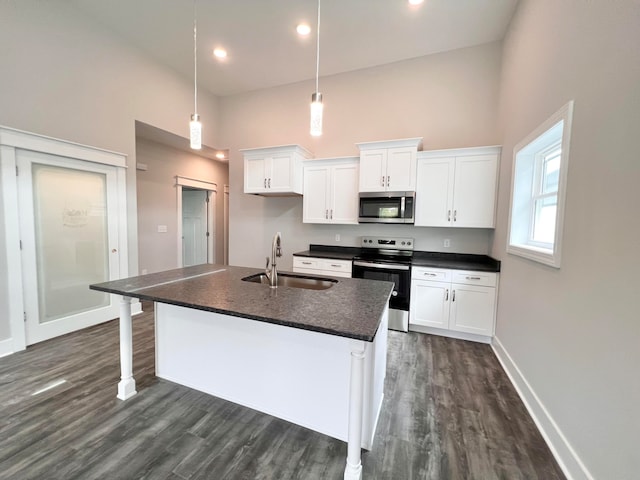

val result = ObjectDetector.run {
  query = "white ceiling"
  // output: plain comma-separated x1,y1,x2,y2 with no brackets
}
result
68,0,519,97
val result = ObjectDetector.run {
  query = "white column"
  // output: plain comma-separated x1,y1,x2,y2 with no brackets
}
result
117,295,137,400
344,340,366,480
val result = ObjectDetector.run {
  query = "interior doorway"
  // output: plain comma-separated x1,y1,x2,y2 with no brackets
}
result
176,176,216,267
182,188,209,266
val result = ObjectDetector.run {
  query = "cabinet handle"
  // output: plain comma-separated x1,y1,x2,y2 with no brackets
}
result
453,210,457,222
452,290,456,302
268,178,271,188
330,264,341,268
387,175,390,187
330,209,333,219
445,289,449,301
466,276,481,280
325,209,328,219
381,176,385,187
302,261,312,265
264,178,267,188
424,273,437,277
447,210,451,222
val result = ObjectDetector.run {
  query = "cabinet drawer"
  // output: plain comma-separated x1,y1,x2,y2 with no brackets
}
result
411,267,451,282
293,257,321,269
320,259,352,275
451,270,497,287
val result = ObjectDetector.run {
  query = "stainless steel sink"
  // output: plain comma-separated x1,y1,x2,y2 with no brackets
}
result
242,273,337,290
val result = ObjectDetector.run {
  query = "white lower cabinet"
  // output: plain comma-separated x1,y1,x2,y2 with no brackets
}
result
410,267,498,341
292,256,352,278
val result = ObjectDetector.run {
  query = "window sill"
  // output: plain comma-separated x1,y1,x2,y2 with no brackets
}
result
507,243,560,268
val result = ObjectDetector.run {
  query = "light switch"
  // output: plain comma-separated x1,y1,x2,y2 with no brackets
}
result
157,225,168,233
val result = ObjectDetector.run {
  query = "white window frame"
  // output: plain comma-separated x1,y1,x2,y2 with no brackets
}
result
507,101,573,268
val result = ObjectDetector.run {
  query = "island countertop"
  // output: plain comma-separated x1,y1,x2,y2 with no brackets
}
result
90,264,393,342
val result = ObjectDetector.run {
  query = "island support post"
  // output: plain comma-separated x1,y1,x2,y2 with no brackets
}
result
344,340,366,480
117,296,137,400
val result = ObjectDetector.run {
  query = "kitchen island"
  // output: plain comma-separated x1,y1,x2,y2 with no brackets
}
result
90,264,393,480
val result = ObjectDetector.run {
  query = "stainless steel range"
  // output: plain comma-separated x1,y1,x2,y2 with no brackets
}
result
351,236,413,332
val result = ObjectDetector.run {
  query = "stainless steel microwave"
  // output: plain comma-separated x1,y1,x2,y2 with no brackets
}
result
358,192,415,224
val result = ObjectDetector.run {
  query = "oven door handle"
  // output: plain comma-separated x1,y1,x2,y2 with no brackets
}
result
353,261,410,271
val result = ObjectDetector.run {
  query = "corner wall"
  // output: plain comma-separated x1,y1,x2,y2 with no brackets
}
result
493,1,640,478
136,138,229,273
220,42,503,269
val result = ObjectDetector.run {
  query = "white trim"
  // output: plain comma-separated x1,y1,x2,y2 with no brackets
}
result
506,101,574,268
409,323,493,344
176,176,217,267
492,336,594,480
356,137,423,151
0,338,14,358
417,145,502,159
0,145,27,352
0,125,127,168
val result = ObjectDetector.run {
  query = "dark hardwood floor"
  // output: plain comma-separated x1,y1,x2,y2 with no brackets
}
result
0,304,565,479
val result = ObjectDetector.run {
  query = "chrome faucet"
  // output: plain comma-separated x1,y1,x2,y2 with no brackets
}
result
265,231,282,288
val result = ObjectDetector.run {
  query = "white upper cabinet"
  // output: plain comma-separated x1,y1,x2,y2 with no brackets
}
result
303,157,359,224
356,138,422,192
241,145,313,196
415,146,500,228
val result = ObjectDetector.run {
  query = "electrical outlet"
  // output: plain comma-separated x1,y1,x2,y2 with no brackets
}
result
335,234,341,242
444,238,451,248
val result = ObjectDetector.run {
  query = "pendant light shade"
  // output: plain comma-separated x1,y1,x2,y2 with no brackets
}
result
190,113,202,150
310,92,323,137
190,1,202,150
310,0,323,136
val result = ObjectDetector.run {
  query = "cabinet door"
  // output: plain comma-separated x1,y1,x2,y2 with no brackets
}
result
268,153,294,191
244,157,267,193
359,149,387,192
410,280,450,329
386,147,416,191
330,163,359,224
449,284,495,336
303,166,330,223
414,157,455,227
452,154,498,228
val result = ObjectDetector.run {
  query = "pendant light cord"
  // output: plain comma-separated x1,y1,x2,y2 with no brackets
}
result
193,0,198,114
315,0,321,93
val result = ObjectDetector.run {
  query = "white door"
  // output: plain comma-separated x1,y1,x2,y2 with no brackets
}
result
331,163,359,224
386,147,416,191
359,149,386,192
415,157,455,227
303,166,330,223
452,154,498,228
17,150,121,345
410,280,451,329
182,189,208,266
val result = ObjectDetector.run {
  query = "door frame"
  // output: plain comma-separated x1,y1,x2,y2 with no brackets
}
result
0,126,129,353
175,176,216,267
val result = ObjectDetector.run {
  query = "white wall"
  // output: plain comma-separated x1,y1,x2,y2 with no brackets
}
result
136,138,229,273
221,43,503,269
0,1,219,342
0,186,8,342
493,1,640,478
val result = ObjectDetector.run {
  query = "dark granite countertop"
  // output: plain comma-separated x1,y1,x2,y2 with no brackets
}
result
293,245,500,272
90,264,393,342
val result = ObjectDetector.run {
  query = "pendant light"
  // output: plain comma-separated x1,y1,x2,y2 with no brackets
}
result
310,0,323,136
190,0,202,150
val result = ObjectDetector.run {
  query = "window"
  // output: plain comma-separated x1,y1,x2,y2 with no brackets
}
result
507,101,573,268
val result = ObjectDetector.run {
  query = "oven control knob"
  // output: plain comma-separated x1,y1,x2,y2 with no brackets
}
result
407,241,412,245
368,239,373,243
401,241,406,245
392,291,398,296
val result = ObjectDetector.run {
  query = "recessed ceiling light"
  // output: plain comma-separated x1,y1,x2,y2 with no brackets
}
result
296,23,311,36
213,48,227,59
215,152,226,159
408,0,424,5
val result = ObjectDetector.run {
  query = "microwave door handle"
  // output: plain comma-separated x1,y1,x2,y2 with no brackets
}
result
400,196,406,219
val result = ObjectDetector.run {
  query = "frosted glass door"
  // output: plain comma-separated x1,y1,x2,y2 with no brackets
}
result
18,150,120,345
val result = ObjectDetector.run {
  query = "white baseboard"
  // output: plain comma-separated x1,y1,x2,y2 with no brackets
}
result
491,336,594,480
0,338,13,358
409,323,492,344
